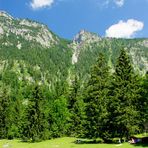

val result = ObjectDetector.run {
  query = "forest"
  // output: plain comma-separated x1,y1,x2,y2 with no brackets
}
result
0,49,148,143
0,12,148,144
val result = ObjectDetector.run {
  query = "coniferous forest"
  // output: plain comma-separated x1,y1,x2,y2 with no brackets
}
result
0,12,148,143
0,49,148,142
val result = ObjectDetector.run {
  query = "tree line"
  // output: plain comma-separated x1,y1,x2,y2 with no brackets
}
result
0,49,148,142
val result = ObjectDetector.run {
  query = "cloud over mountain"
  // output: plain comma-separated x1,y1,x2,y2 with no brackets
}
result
105,19,144,38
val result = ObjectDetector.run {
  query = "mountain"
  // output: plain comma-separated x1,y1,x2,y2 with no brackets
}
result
0,11,59,47
70,32,148,87
0,11,73,95
0,11,148,95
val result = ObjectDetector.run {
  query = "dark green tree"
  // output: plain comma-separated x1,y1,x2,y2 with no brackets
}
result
0,82,12,139
6,94,23,139
67,74,85,137
143,72,148,119
6,80,26,139
22,84,49,142
142,72,148,132
84,53,110,139
49,96,70,138
108,49,142,140
71,95,86,137
67,75,79,110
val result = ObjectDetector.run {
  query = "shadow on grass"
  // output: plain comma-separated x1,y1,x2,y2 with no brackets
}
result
73,139,105,145
133,143,148,147
20,138,43,143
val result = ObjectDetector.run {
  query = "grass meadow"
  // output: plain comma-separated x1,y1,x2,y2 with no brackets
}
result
0,137,147,148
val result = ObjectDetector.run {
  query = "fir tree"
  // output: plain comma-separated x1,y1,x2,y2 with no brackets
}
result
0,82,11,139
71,95,86,137
143,72,148,120
22,84,49,142
67,75,79,110
67,75,85,137
84,53,110,139
49,96,70,138
142,72,148,132
7,80,26,139
67,75,79,136
108,49,142,140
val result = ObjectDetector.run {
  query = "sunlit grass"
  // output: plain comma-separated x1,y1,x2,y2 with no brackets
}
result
0,137,146,148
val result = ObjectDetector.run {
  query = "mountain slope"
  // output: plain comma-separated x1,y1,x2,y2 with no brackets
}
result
0,11,148,95
71,30,148,79
0,11,73,95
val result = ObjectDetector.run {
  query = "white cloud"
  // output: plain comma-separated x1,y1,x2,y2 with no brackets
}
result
114,0,124,7
105,19,144,38
30,0,54,10
98,0,125,9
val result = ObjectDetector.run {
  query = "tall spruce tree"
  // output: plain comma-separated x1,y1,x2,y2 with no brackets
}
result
6,94,23,139
84,53,110,139
142,72,148,132
0,82,11,139
144,72,148,119
0,81,24,139
67,75,85,137
67,75,79,110
6,80,25,139
108,49,142,140
22,84,49,142
49,96,70,138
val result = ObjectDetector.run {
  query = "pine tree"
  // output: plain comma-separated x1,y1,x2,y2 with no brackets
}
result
0,80,25,139
22,84,49,142
7,80,26,139
108,49,142,140
49,96,70,138
67,75,79,136
67,75,85,137
71,95,86,137
142,72,148,132
143,72,148,120
84,53,110,139
6,95,23,139
0,82,11,139
67,75,79,110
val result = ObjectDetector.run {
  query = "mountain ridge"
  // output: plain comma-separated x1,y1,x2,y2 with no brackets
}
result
0,11,148,93
1,10,148,42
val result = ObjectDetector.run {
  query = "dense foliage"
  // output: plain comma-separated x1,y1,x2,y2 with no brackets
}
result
0,49,147,142
84,53,110,139
0,13,148,142
106,50,142,141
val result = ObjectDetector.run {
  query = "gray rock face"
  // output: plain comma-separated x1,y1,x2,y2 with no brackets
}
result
73,29,101,44
0,11,58,47
0,26,3,34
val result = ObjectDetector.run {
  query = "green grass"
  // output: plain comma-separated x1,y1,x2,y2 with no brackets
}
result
0,137,146,148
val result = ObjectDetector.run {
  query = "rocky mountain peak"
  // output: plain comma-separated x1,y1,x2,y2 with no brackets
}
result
0,10,13,20
73,29,101,44
0,11,58,47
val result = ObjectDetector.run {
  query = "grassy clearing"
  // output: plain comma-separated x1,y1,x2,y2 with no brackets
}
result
0,137,146,148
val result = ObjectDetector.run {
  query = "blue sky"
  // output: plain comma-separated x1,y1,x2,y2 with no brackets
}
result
0,0,148,39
